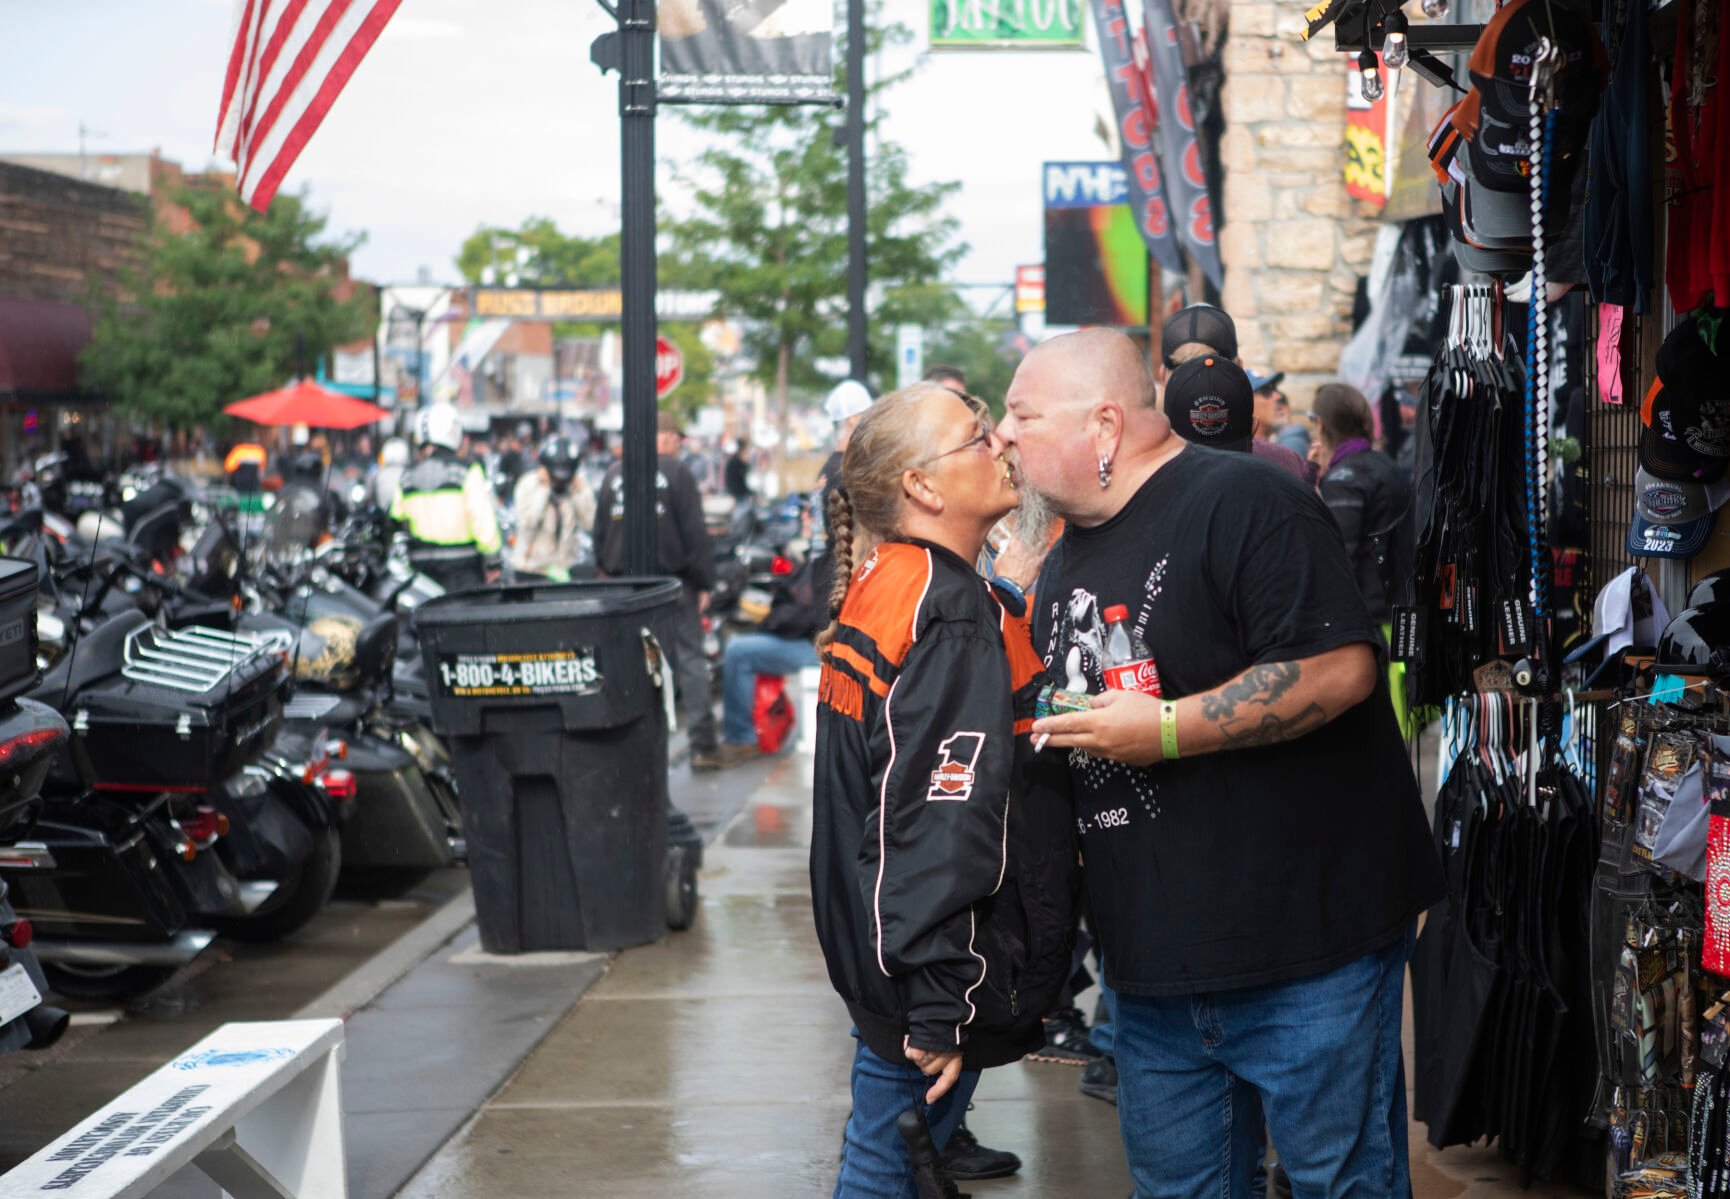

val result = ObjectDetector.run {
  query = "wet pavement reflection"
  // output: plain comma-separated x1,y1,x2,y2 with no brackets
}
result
401,741,1592,1198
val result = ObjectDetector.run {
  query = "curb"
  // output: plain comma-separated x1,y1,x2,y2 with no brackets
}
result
295,888,478,1021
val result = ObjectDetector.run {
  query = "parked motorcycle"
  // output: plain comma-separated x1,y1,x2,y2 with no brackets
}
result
0,557,70,1052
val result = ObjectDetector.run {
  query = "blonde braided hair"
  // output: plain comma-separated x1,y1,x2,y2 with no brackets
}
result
813,383,954,652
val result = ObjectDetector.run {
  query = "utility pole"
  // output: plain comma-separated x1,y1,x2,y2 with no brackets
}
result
845,0,867,383
595,0,660,576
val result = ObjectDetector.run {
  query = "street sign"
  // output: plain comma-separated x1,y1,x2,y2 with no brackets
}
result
896,325,925,389
655,336,684,398
930,0,1083,48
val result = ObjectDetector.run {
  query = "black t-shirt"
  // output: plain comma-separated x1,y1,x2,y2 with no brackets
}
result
1032,445,1443,996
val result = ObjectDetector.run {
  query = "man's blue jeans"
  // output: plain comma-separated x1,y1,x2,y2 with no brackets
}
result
721,632,818,746
834,1035,981,1199
1114,927,1414,1199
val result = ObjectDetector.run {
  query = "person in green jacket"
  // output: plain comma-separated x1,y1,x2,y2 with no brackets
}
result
392,403,501,592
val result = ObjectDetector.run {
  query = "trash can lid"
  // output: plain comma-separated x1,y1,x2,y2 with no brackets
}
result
414,577,685,627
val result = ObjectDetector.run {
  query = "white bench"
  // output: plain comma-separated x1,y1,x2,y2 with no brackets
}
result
0,1019,346,1199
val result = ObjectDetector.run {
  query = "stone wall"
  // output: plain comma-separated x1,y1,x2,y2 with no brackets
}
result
1216,0,1380,408
0,161,146,305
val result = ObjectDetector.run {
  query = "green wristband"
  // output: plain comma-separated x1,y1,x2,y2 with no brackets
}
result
1160,701,1180,761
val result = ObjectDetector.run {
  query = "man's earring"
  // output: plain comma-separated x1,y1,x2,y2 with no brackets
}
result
1098,456,1113,489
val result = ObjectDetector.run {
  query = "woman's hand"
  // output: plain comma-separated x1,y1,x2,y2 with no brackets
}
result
904,1044,964,1103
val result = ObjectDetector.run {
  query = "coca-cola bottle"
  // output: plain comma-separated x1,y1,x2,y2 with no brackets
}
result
1101,605,1163,696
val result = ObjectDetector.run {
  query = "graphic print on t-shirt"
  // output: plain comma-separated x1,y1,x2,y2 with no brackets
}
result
1040,557,1172,824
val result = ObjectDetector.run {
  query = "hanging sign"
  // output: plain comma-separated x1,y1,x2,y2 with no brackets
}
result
931,0,1084,48
1343,60,1395,207
658,0,836,105
1140,0,1223,284
1086,0,1185,275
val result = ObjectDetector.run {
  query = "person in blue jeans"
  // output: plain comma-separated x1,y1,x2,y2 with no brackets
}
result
810,386,1081,1199
1003,330,1443,1198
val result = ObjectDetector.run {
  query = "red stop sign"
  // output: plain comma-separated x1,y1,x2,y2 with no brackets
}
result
655,336,683,399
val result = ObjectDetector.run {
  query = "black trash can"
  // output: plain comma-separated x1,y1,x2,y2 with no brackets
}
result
415,578,681,953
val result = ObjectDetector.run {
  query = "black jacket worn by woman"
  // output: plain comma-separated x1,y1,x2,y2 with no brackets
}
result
1319,448,1415,626
811,539,1079,1069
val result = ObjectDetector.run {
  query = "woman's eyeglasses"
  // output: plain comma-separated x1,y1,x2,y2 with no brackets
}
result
922,392,995,465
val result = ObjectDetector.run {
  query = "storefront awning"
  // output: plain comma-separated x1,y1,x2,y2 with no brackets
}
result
0,298,94,400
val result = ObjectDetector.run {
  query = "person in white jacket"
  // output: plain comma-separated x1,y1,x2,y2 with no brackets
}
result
510,435,594,581
371,437,410,510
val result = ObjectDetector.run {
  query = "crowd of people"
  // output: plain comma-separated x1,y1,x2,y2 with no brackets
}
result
810,307,1441,1199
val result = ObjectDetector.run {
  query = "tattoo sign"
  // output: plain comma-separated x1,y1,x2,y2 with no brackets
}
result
928,732,986,801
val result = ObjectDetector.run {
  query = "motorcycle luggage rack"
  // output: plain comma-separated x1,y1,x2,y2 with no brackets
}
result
121,625,293,694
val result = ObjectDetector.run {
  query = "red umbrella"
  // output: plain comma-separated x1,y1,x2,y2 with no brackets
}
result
224,379,390,430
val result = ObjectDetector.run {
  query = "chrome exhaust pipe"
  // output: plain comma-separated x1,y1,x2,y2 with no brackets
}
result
23,1004,68,1050
31,931,215,968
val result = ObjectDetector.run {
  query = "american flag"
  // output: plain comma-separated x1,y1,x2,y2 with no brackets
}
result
213,0,404,212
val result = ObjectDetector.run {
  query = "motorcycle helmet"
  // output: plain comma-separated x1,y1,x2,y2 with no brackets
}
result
1656,603,1730,679
1689,569,1730,611
538,436,581,493
379,437,410,467
414,404,464,452
287,451,327,484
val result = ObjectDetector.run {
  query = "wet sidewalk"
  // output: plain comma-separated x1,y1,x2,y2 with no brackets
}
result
399,743,1591,1199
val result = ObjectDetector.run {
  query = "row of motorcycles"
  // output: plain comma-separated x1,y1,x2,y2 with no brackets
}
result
0,468,468,1065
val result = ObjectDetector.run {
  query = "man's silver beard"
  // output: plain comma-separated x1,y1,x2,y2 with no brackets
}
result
1012,482,1060,550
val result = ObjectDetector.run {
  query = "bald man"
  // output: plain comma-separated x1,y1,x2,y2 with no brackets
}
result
995,330,1442,1199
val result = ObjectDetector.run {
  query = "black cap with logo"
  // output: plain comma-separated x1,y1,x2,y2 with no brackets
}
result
1160,305,1238,369
1163,355,1255,452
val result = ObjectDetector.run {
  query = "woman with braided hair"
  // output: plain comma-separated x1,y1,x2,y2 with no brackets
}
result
810,383,1080,1198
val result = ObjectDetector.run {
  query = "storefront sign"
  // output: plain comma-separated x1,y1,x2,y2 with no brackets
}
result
469,288,718,323
1015,264,1046,313
931,0,1084,48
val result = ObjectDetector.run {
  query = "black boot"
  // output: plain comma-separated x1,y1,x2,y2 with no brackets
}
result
939,1115,1021,1181
1079,1053,1117,1104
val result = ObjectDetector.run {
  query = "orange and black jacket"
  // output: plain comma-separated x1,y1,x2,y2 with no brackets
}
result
811,539,1079,1070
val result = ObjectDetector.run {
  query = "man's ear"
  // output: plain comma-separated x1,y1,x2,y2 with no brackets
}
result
901,467,945,517
1092,401,1125,462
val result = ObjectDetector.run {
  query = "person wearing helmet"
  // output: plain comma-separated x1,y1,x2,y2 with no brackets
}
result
371,437,411,510
392,404,502,591
511,436,595,582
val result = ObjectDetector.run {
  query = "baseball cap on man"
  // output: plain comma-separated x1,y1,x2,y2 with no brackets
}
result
823,379,873,423
1161,305,1238,369
656,410,684,436
1247,369,1285,393
1163,356,1254,451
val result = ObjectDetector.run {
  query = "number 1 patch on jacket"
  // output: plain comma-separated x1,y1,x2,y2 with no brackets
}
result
928,732,986,801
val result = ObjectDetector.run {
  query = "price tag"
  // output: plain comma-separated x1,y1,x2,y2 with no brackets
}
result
435,650,603,699
1391,607,1425,663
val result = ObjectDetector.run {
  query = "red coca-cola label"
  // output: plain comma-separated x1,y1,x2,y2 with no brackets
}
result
1103,657,1163,697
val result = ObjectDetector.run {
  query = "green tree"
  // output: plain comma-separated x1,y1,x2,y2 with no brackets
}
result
662,17,967,422
455,220,716,412
82,187,369,428
925,315,1028,417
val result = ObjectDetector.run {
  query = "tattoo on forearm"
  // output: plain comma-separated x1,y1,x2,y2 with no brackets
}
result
1199,662,1302,723
1217,704,1329,749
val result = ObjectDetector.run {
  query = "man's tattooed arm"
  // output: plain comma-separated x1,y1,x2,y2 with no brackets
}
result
1198,662,1301,723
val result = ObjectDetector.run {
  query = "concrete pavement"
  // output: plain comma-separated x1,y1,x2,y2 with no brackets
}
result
399,741,1595,1198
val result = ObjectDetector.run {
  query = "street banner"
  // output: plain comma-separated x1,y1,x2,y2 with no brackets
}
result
931,0,1084,49
1140,0,1223,286
658,0,835,104
433,319,511,406
1344,60,1394,208
1043,162,1150,327
1087,0,1185,276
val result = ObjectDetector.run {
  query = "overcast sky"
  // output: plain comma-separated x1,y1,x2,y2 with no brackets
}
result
0,0,1112,300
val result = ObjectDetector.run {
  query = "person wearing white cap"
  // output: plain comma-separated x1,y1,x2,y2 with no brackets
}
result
702,381,875,770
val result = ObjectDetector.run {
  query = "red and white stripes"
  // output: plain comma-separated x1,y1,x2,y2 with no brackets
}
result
213,0,403,211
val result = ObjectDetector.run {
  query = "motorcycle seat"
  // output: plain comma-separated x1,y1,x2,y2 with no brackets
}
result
32,609,150,704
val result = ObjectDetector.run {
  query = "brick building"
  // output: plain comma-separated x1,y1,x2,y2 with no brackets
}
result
0,159,150,476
